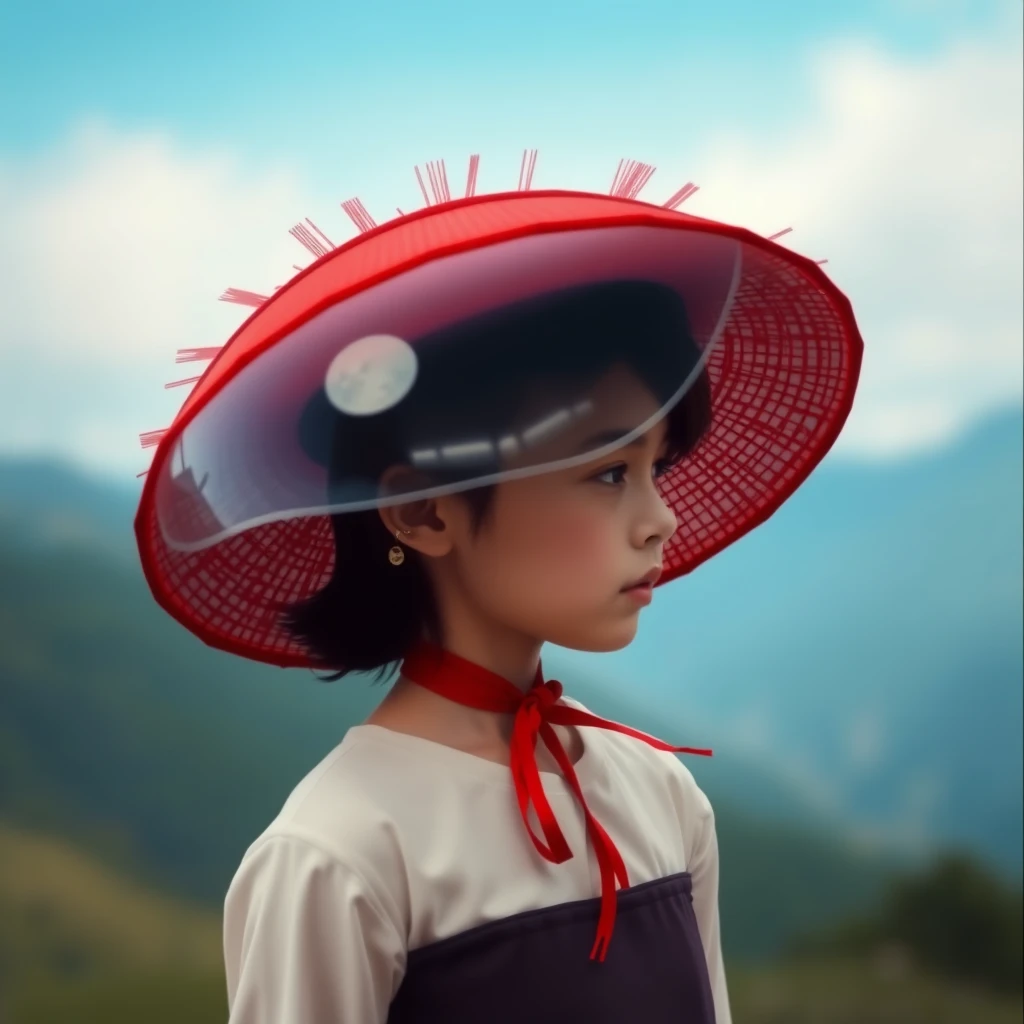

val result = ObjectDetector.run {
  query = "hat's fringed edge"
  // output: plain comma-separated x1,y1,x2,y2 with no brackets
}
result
219,287,270,308
663,182,699,209
767,225,829,265
140,152,478,480
177,347,222,364
465,154,481,197
341,200,378,234
414,160,452,207
518,149,538,191
142,158,823,479
290,218,337,256
140,429,167,450
610,159,656,199
139,431,167,477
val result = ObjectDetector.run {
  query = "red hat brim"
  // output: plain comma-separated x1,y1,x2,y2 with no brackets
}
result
135,189,863,667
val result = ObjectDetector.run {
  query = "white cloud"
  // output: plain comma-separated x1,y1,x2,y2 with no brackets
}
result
0,120,310,478
0,23,1020,477
683,29,1023,457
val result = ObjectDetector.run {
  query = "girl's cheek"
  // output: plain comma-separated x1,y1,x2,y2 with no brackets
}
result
523,511,608,569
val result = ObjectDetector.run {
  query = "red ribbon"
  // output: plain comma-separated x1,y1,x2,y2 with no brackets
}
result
399,640,713,962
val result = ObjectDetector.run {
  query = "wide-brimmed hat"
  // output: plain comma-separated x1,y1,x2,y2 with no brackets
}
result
135,154,863,667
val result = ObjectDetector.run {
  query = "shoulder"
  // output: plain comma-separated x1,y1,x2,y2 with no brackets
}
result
230,729,416,916
560,693,715,823
223,792,409,1019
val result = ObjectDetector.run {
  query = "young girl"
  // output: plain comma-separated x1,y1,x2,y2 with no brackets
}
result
135,158,862,1023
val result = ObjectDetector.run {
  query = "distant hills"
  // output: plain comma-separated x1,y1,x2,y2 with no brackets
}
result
2,823,1018,1024
549,406,1024,877
0,406,1020,967
0,519,895,962
0,822,225,1023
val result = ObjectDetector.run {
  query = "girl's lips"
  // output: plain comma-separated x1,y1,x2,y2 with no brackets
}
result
622,582,654,605
622,566,663,591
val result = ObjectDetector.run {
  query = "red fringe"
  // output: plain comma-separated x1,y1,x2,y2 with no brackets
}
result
428,160,451,204
219,288,269,308
414,165,431,206
177,346,222,364
518,149,538,191
465,154,480,197
140,429,168,450
341,198,378,233
289,222,332,258
663,182,699,209
414,160,452,206
610,159,656,200
306,218,335,249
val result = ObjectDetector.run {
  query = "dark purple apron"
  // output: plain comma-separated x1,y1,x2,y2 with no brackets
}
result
388,872,717,1023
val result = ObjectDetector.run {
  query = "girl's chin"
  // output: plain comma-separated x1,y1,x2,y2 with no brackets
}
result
548,621,639,654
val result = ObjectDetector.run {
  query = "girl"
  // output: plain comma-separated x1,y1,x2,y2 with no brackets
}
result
135,158,862,1023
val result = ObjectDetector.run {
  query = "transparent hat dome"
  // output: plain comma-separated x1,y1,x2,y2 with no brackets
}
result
154,224,741,552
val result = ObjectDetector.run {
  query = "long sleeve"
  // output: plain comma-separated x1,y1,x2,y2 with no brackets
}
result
688,800,732,1024
223,832,407,1024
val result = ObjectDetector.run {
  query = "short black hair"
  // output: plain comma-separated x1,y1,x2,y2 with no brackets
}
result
281,280,713,680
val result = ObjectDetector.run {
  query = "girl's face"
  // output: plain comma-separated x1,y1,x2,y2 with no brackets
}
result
433,367,679,652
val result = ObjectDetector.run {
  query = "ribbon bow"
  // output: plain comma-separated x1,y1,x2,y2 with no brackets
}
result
400,641,713,962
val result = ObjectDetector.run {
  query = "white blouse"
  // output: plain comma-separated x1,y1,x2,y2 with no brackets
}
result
223,698,732,1023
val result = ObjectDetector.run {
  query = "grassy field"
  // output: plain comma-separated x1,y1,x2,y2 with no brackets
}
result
728,957,1023,1024
2,822,1021,1023
0,822,223,1021
8,955,1023,1024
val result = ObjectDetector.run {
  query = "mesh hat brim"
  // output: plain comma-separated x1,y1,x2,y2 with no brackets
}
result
135,190,862,667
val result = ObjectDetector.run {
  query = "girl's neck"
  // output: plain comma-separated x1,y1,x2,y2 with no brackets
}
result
365,608,543,749
427,572,545,691
425,629,542,694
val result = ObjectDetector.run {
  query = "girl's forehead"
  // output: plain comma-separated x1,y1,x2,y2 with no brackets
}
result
504,365,667,470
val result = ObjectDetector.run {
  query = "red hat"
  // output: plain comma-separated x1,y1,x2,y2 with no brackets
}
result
135,153,863,667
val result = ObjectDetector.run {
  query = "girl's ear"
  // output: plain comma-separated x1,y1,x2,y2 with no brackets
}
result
377,466,455,559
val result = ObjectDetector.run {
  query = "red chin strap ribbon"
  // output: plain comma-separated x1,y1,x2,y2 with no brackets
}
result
399,640,713,962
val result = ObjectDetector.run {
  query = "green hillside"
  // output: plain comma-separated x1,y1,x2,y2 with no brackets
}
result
0,822,224,1023
2,823,1019,1024
0,529,906,962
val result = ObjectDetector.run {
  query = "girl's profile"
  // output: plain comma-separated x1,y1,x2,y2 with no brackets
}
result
135,159,863,1023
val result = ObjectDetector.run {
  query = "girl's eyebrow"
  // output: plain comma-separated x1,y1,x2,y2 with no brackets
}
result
574,428,647,454
574,428,669,457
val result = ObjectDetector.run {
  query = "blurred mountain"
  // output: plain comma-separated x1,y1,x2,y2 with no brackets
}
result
0,405,1020,903
556,405,1024,878
0,458,137,563
3,824,1017,1024
0,513,894,962
0,822,225,1023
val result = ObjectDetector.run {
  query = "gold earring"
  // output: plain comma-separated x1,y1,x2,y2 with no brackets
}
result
388,529,410,566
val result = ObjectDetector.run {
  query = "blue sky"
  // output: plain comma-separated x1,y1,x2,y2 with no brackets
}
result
1,0,1008,158
0,0,1020,478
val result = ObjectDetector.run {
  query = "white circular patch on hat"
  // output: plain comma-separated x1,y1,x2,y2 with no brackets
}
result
324,334,418,416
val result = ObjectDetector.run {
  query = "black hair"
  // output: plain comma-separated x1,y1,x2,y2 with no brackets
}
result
281,280,713,680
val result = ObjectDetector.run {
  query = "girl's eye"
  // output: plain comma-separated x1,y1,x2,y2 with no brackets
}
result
593,458,673,486
594,464,628,486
